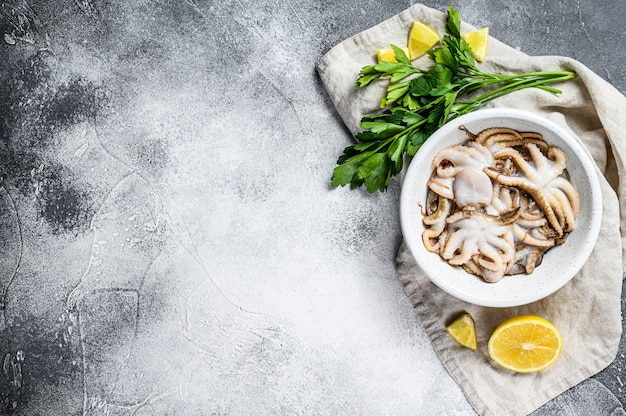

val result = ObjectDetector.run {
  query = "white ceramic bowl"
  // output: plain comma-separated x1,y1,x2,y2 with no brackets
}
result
399,108,602,307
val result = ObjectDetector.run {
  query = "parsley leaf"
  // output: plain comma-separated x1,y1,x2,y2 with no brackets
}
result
445,4,462,39
355,45,421,90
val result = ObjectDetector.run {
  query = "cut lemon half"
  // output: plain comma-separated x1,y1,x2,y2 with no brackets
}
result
488,315,563,373
376,47,410,63
461,27,489,62
446,312,477,350
407,21,441,60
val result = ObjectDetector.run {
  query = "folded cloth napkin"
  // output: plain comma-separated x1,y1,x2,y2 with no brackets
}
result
317,3,625,415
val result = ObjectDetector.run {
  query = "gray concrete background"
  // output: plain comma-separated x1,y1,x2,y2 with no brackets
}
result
0,0,624,414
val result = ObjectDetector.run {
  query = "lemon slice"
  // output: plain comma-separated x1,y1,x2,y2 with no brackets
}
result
461,27,489,62
376,47,410,63
446,312,478,350
407,21,441,60
488,315,563,373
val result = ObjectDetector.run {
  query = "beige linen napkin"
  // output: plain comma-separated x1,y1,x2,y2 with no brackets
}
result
317,3,625,416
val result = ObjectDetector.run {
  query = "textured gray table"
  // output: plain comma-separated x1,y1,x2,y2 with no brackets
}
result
0,0,623,414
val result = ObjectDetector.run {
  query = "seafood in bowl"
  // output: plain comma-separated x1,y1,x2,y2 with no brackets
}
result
422,126,579,283
400,108,602,307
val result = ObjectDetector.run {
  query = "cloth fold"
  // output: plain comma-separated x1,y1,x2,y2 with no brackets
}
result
316,4,625,415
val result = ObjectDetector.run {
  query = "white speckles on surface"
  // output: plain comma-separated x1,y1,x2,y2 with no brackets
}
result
0,0,624,414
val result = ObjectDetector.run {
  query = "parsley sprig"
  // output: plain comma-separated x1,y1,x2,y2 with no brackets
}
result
331,5,576,193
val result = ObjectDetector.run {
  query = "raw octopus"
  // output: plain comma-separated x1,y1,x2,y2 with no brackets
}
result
422,126,579,283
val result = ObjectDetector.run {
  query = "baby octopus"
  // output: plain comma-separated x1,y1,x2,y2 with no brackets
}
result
422,126,579,283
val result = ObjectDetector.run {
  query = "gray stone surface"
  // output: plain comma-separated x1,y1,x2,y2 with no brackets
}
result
0,0,623,414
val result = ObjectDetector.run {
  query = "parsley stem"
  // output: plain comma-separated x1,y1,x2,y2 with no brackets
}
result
472,70,575,81
455,72,576,114
460,71,575,96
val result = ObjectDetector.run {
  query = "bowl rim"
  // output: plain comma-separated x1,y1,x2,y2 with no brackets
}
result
399,108,603,307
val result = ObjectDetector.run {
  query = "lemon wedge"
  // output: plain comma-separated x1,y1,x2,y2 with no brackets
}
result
376,47,410,63
461,27,489,62
488,315,563,373
407,21,441,60
446,312,478,350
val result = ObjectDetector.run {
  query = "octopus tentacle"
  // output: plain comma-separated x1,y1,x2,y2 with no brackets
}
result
443,234,476,265
552,190,577,233
494,207,520,226
516,217,547,229
475,127,523,145
427,175,454,200
490,183,519,215
422,193,453,253
521,132,543,140
547,146,568,170
423,194,452,225
458,125,476,140
513,224,556,248
528,188,563,237
519,194,544,221
490,148,537,182
482,133,524,152
551,177,580,217
477,242,504,271
521,133,549,154
524,245,546,274
462,258,482,276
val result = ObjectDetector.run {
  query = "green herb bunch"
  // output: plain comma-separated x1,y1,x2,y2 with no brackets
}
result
331,5,576,193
